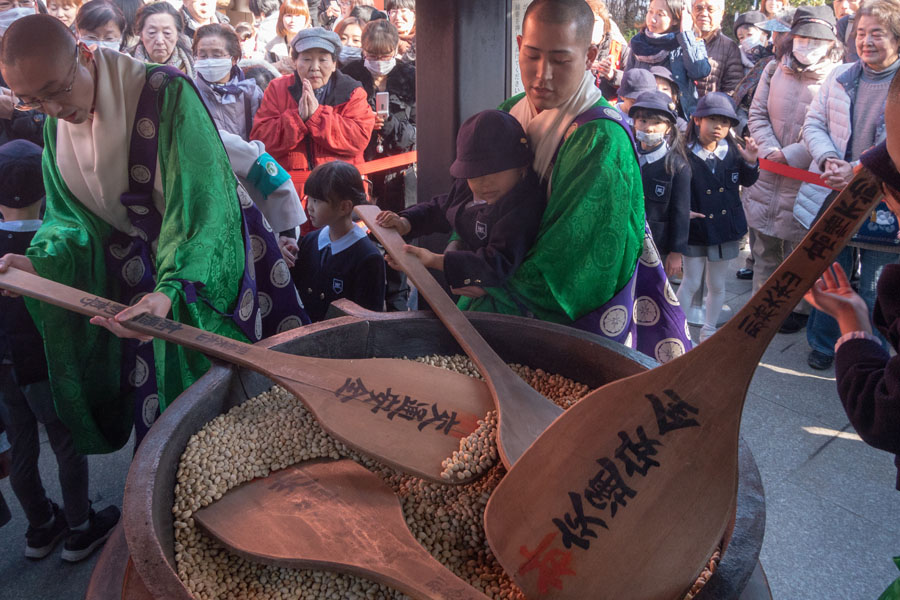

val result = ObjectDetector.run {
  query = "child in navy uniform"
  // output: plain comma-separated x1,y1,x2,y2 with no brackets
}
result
0,140,119,561
674,93,759,342
375,109,545,294
629,91,691,278
291,161,386,322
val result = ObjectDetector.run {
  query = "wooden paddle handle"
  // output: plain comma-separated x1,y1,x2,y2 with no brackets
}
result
354,206,512,380
0,267,269,371
718,167,884,357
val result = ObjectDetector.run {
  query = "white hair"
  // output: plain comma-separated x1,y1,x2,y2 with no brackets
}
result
692,0,725,8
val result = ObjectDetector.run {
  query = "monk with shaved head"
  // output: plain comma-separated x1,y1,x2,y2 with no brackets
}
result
0,15,307,453
458,0,692,363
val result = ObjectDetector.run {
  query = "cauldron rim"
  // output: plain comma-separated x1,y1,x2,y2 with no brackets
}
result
121,303,764,600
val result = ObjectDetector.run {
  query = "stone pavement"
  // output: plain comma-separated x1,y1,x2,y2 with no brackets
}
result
1,251,898,599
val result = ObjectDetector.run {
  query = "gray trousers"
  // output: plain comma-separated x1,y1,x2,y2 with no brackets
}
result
749,228,809,314
0,365,90,528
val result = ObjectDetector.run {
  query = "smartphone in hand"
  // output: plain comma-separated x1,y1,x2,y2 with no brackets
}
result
375,91,389,117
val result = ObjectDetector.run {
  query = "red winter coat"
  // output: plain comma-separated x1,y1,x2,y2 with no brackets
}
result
250,70,375,185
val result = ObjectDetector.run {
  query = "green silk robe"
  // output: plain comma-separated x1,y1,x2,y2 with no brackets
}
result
26,73,248,454
458,94,645,324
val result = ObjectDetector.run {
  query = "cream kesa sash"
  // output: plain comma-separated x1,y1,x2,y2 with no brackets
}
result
55,48,165,234
509,70,604,184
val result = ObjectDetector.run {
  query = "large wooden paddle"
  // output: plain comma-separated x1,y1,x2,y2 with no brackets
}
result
0,268,493,484
483,168,885,599
355,204,564,468
194,459,491,600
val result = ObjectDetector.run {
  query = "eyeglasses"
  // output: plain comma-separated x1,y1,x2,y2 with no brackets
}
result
0,0,35,10
14,45,80,111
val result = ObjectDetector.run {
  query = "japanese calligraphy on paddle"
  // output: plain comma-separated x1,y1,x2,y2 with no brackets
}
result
334,377,465,437
484,166,884,600
0,268,493,484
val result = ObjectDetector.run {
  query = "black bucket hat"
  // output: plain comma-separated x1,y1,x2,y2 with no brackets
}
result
791,5,837,41
629,91,679,124
618,68,658,100
692,92,740,128
450,110,533,179
0,139,44,209
733,10,766,37
649,65,678,89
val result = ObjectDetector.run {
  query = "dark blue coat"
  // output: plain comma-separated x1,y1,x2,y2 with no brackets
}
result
400,170,546,289
0,226,48,386
292,227,386,322
686,143,758,247
640,151,691,255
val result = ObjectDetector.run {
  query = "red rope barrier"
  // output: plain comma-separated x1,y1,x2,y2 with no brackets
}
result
758,157,840,191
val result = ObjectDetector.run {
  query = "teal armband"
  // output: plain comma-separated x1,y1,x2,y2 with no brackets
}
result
247,153,291,198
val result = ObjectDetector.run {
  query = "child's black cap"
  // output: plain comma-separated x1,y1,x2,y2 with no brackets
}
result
629,90,679,123
692,92,740,128
0,140,43,209
618,68,658,100
649,65,677,88
450,110,532,179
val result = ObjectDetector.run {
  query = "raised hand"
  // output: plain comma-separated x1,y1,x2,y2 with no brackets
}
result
739,136,759,163
804,262,872,335
680,6,694,33
594,56,615,79
0,88,15,120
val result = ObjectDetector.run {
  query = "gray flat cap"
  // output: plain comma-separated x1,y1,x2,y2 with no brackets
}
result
290,27,342,56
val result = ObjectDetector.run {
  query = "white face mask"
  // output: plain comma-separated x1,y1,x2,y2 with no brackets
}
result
0,7,34,36
195,57,234,83
93,40,121,52
635,130,666,146
739,33,763,54
339,45,361,63
364,57,396,76
792,38,831,65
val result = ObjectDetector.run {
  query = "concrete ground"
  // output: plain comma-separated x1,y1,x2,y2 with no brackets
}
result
1,248,899,599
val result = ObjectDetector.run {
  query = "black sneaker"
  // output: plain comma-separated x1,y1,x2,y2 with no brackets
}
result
778,312,809,334
61,505,120,563
25,502,68,559
808,350,834,370
736,268,754,280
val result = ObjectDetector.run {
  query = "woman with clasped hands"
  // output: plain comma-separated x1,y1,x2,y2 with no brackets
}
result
250,26,374,235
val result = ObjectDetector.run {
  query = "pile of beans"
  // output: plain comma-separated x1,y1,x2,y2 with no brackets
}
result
172,354,718,599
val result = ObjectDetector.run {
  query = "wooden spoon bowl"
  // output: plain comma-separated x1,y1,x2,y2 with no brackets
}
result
194,459,492,600
484,168,884,599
